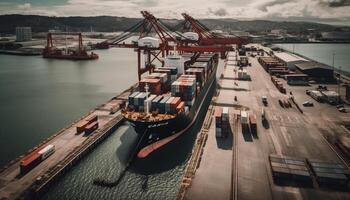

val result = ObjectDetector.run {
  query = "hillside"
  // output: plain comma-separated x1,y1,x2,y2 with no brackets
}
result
0,15,339,35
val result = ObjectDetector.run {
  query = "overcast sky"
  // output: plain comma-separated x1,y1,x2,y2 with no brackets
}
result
1,0,350,25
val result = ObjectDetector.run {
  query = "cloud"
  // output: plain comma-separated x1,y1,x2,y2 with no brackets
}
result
0,0,349,25
256,0,293,12
208,8,228,17
17,3,31,10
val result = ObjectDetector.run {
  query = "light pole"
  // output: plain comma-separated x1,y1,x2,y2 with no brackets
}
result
332,52,335,80
338,66,342,96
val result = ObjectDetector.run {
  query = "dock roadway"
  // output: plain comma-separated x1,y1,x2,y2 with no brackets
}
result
0,90,131,200
183,51,350,200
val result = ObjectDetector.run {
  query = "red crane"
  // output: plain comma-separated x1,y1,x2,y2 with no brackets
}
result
96,11,240,80
43,32,98,60
181,13,250,47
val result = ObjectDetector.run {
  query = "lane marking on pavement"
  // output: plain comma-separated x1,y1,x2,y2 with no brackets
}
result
269,130,282,155
281,126,292,147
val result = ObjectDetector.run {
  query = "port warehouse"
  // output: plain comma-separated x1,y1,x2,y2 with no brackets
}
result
259,50,335,83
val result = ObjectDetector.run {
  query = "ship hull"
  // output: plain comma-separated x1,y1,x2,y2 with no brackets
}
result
43,54,98,60
126,64,218,158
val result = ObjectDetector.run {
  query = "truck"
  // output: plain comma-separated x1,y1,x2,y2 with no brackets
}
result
262,96,268,106
249,114,257,135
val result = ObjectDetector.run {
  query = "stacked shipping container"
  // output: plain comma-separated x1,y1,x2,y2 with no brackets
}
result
271,76,286,94
215,107,230,138
308,159,350,186
269,154,312,185
76,115,98,135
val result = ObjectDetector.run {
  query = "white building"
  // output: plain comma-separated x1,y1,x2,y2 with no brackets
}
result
16,27,32,42
273,52,308,70
271,29,287,35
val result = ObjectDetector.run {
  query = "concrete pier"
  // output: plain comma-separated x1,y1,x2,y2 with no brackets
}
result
0,87,133,200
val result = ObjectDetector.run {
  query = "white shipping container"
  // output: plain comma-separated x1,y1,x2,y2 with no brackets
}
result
241,111,249,124
164,55,185,74
144,95,157,113
38,144,55,160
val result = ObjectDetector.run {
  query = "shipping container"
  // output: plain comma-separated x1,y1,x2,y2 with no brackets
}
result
38,144,55,160
85,121,99,135
249,114,257,135
308,159,350,186
143,95,157,113
159,96,170,113
139,78,162,95
20,148,43,174
76,120,90,134
151,95,163,112
269,154,312,184
176,101,185,112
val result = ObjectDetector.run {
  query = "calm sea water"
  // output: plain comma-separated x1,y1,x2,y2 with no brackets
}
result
0,49,137,167
275,43,350,73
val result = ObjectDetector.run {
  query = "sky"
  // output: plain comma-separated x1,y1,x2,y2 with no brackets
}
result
0,0,350,25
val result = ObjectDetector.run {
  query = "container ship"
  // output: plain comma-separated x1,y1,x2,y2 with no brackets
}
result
122,52,218,158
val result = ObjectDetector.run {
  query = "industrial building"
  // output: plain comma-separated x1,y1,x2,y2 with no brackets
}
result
16,27,32,42
284,74,309,85
294,62,334,82
273,52,308,70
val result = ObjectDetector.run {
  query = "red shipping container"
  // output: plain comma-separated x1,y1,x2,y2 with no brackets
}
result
170,97,181,109
20,146,45,174
85,121,99,135
76,120,90,133
139,78,161,94
86,115,98,124
176,101,185,112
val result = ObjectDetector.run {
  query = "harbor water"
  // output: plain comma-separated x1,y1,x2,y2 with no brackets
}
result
0,48,137,167
0,48,223,199
275,43,350,73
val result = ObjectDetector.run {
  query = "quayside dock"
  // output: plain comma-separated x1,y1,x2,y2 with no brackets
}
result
0,86,135,200
178,46,350,200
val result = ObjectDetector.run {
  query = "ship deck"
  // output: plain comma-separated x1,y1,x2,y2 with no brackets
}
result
180,45,350,200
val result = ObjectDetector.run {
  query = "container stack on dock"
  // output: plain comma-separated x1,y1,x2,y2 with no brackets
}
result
20,144,55,174
249,114,257,135
215,107,229,138
215,107,223,138
76,115,99,135
238,69,250,80
308,159,350,186
271,76,286,94
258,57,283,72
269,154,312,185
241,110,249,133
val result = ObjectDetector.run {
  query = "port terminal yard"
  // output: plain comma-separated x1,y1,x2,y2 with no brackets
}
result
179,46,350,200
